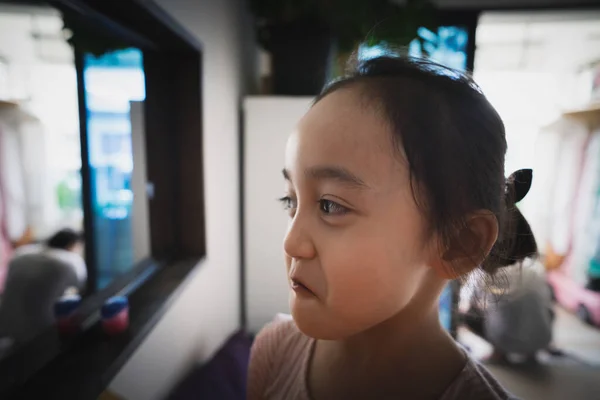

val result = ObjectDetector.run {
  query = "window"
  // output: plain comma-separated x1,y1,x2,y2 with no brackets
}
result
0,1,206,396
82,48,148,289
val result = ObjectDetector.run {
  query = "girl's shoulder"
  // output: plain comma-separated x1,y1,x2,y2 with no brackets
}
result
248,315,314,399
441,356,520,400
251,314,311,361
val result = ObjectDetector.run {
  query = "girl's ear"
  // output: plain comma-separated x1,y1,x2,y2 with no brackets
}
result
431,211,499,279
509,168,533,203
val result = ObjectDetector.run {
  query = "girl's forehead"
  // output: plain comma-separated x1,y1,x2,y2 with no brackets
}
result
286,90,406,190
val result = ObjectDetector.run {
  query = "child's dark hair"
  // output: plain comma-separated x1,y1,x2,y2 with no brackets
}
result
315,55,537,277
47,228,83,251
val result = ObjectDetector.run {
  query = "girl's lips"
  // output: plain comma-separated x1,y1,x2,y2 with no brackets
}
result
290,278,315,297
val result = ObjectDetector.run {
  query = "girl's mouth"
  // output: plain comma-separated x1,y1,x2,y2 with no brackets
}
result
290,278,315,297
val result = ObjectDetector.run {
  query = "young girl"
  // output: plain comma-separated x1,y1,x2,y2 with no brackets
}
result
248,55,536,399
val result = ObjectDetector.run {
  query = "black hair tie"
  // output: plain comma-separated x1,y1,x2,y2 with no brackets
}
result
484,169,537,271
506,168,533,205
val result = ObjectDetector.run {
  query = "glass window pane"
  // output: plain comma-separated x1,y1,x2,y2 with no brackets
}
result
82,48,147,290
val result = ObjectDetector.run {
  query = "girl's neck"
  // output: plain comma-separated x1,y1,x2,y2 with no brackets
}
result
309,291,466,399
329,300,455,369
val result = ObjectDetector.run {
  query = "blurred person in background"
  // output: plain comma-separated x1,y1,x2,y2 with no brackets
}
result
460,171,554,364
461,259,554,364
0,228,86,352
11,228,86,288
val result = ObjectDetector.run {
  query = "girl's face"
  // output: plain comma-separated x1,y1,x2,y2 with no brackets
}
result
283,88,438,339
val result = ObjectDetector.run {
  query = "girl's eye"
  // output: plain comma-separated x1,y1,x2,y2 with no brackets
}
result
319,199,349,216
278,196,297,211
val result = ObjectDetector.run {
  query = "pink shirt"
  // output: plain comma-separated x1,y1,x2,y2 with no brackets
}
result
248,319,518,400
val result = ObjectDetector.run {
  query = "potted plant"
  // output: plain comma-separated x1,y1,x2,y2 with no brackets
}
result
249,0,436,95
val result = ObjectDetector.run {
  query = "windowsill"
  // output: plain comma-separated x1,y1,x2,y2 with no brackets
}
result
0,258,202,399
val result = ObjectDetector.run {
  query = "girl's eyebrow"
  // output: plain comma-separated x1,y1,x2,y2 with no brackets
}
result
282,166,370,190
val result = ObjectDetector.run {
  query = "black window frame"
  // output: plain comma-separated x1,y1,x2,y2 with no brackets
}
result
0,1,206,398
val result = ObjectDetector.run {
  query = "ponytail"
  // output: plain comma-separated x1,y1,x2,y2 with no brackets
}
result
483,169,538,273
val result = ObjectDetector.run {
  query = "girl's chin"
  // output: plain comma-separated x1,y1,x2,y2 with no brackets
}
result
290,304,362,340
290,301,332,339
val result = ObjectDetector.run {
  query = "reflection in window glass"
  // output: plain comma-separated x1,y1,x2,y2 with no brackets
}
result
83,48,145,289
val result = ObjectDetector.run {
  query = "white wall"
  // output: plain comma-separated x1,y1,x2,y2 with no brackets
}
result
108,0,256,399
244,97,312,333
